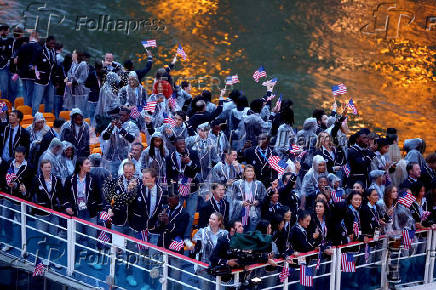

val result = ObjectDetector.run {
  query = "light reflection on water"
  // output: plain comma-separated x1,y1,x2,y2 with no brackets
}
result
2,0,435,151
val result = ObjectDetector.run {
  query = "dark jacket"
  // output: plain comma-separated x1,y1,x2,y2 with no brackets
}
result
104,176,139,226
359,202,381,237
32,174,65,215
16,41,40,80
278,174,299,215
0,160,32,199
0,123,31,159
84,66,102,103
0,36,14,70
64,173,102,218
33,45,56,85
128,183,164,232
158,204,189,253
198,197,229,228
166,149,200,186
314,146,346,174
187,100,224,136
289,224,314,253
242,145,278,187
209,233,232,266
60,122,90,157
346,145,374,188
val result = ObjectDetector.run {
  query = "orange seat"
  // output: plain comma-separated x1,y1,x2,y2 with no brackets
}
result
22,123,31,129
193,212,199,226
43,112,55,122
92,147,102,154
0,99,12,111
46,122,53,128
191,229,198,239
59,111,70,120
38,104,45,113
14,97,24,109
21,115,33,125
16,105,32,115
84,117,90,124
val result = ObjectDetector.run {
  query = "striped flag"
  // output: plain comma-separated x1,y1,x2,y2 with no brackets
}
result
364,244,371,263
177,44,187,60
422,211,431,221
342,164,351,178
347,99,358,115
33,260,46,277
169,237,184,251
241,206,250,226
98,230,111,244
267,155,288,175
341,253,356,272
297,150,307,159
331,189,344,203
332,83,347,95
144,101,158,113
289,144,303,155
402,229,415,249
232,74,239,84
315,248,322,270
279,264,290,283
129,106,143,119
252,66,267,82
262,77,278,87
266,93,276,101
6,167,17,185
137,230,148,251
99,211,111,222
141,40,157,48
353,221,359,238
163,113,176,128
178,176,192,197
398,191,416,208
0,102,8,112
168,95,177,109
225,76,233,85
276,94,282,111
300,265,313,287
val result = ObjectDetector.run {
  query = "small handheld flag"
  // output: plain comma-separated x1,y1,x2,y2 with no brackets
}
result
364,244,371,263
332,83,347,96
163,113,176,128
289,144,303,155
279,264,290,282
268,155,288,175
253,66,267,82
402,229,415,249
261,77,278,87
397,191,416,208
178,176,192,197
98,230,111,244
141,40,157,48
0,102,8,112
300,264,313,287
33,260,47,277
342,164,351,178
331,189,344,203
144,101,158,113
6,168,17,185
276,94,282,111
347,99,358,115
341,253,356,272
99,211,112,222
353,221,359,238
137,230,149,250
232,75,239,84
225,76,233,85
177,44,187,60
169,237,184,251
241,206,250,226
129,106,143,119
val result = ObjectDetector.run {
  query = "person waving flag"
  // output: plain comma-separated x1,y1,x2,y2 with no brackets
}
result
141,40,157,48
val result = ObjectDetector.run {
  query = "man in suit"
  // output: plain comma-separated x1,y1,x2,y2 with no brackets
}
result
0,146,32,198
198,183,229,228
0,110,30,165
128,168,165,246
400,162,421,190
209,220,244,268
346,128,374,188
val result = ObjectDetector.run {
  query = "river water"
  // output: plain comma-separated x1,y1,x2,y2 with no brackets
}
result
2,0,435,151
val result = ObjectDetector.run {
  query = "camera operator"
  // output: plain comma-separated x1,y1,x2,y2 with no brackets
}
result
209,220,244,269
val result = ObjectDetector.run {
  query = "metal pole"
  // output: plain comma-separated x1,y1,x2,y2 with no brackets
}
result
215,275,221,290
429,229,436,283
110,245,116,283
424,230,433,283
66,218,75,276
335,247,342,290
162,253,168,290
380,238,388,289
283,261,289,290
330,247,337,290
20,202,26,257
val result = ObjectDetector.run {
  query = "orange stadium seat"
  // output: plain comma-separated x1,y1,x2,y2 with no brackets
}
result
16,105,32,115
59,111,71,120
14,97,24,108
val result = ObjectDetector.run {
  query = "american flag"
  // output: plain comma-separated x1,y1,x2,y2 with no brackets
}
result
353,221,359,237
276,94,282,111
422,211,431,221
315,248,322,270
364,243,371,263
266,94,276,101
267,155,288,175
341,253,356,272
342,164,351,178
6,167,16,185
398,191,416,208
137,230,148,251
279,264,290,283
169,237,184,251
98,230,111,244
252,66,267,82
0,102,8,112
144,101,158,113
297,150,307,159
332,83,347,96
99,211,111,222
178,176,192,196
225,76,233,85
331,190,344,203
300,265,313,287
289,144,302,155
33,261,46,277
129,106,143,119
402,229,415,249
141,40,157,48
163,113,176,128
241,206,249,226
232,74,239,84
177,44,187,60
168,95,176,109
347,99,358,115
262,77,278,87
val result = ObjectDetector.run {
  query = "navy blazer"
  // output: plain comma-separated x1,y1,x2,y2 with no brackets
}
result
0,124,31,159
158,204,189,253
64,173,102,218
32,175,65,215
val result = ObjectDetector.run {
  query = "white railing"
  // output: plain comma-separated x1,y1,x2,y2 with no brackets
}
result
0,191,435,289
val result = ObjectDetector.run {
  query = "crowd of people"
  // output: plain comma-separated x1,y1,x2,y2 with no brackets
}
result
1,24,436,286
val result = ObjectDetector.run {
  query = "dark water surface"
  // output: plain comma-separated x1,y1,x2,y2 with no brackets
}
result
2,0,435,150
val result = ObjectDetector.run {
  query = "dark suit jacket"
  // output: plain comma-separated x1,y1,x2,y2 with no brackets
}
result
242,145,278,187
289,224,314,253
198,197,229,228
0,124,31,160
64,173,102,218
360,203,381,237
0,160,32,199
166,149,200,193
158,204,189,253
129,183,165,232
32,174,65,215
